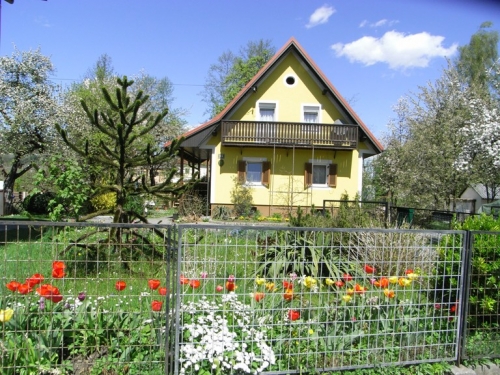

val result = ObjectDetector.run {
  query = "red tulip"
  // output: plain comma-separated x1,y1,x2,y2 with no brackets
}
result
354,284,367,294
152,300,163,312
254,292,265,302
17,283,32,294
283,289,294,301
115,280,126,291
405,269,414,275
342,273,353,282
189,279,201,289
52,261,66,278
148,279,161,290
334,280,345,287
158,287,168,295
6,281,20,292
180,275,189,285
283,281,293,290
36,284,63,303
374,278,389,288
364,265,376,274
26,273,44,287
226,281,237,291
288,310,300,321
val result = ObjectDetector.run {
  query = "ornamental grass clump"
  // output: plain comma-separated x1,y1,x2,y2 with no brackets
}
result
178,294,276,374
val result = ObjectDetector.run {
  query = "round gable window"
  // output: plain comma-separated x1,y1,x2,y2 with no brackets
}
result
284,75,297,87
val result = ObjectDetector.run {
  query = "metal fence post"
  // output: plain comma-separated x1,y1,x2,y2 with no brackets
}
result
457,230,473,364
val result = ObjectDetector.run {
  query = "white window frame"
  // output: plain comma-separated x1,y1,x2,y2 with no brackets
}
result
302,104,321,133
243,157,267,187
257,101,278,121
309,159,332,188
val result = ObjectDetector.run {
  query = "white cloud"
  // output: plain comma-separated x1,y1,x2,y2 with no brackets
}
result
306,5,335,29
360,19,399,28
331,30,458,69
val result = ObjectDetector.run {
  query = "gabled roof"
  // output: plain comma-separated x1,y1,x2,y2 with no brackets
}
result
470,184,500,200
174,37,384,154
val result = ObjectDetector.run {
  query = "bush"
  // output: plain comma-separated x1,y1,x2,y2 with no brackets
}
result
91,192,116,211
177,192,207,218
23,192,56,215
230,178,254,217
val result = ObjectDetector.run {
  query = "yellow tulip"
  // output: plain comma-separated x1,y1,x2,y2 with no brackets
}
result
406,272,419,281
325,278,335,286
0,308,13,323
303,276,317,289
398,277,412,287
342,295,352,303
388,276,398,284
265,282,276,292
255,277,266,286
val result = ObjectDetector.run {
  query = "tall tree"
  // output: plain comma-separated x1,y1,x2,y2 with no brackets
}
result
0,48,63,214
201,39,275,118
57,76,192,224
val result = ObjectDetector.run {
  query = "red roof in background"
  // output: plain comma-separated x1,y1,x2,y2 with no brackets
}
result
169,37,384,153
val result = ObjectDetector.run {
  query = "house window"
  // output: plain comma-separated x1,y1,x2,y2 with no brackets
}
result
302,105,321,133
238,160,271,187
304,162,337,188
258,102,276,121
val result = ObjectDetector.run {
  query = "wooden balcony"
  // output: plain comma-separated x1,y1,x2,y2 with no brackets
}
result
221,121,358,149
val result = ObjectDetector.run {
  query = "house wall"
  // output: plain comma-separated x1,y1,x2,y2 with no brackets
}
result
460,187,486,213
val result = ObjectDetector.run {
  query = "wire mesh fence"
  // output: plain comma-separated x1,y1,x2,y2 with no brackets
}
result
0,220,497,374
0,221,177,375
462,231,500,360
175,225,465,374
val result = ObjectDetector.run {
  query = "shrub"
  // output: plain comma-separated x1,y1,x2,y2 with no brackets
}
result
23,192,56,215
91,192,116,211
177,192,206,219
230,178,254,217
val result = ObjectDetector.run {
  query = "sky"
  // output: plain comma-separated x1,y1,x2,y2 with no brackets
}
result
1,0,500,141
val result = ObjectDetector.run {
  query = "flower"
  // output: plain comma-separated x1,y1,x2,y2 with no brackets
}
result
26,273,44,287
288,310,300,321
289,272,298,281
342,273,353,282
342,295,352,303
406,272,419,281
383,288,395,298
405,269,414,275
158,287,168,295
39,297,46,311
335,280,345,287
346,288,354,296
180,275,189,285
398,277,412,287
253,292,265,302
115,280,126,291
255,277,266,285
265,282,276,291
6,281,20,292
225,281,237,292
388,276,398,284
450,302,459,314
325,278,335,286
148,279,161,290
308,329,314,335
374,278,389,288
215,285,223,292
0,308,14,323
17,283,32,295
303,276,317,289
77,292,86,301
354,284,367,294
152,300,163,312
52,261,66,278
364,265,376,274
283,289,294,301
36,284,63,303
200,271,208,279
227,275,235,282
283,280,293,290
189,279,201,289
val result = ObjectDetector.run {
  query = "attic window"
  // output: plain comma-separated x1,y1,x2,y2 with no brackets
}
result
284,75,297,87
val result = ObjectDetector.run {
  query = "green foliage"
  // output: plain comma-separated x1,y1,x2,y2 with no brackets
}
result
230,178,254,217
32,156,93,221
23,191,56,216
90,192,116,211
435,214,500,329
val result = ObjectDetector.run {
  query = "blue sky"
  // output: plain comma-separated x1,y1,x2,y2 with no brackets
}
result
1,0,499,140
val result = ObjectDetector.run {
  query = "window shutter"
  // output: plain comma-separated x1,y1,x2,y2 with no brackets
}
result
328,164,337,188
262,161,271,187
237,161,246,184
304,162,312,188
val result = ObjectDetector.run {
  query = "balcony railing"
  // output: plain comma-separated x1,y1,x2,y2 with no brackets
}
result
221,121,358,149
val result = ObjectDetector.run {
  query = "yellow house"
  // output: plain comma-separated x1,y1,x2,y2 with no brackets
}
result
176,38,383,216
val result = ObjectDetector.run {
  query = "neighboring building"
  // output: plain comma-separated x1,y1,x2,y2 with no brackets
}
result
457,184,500,214
173,38,383,216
